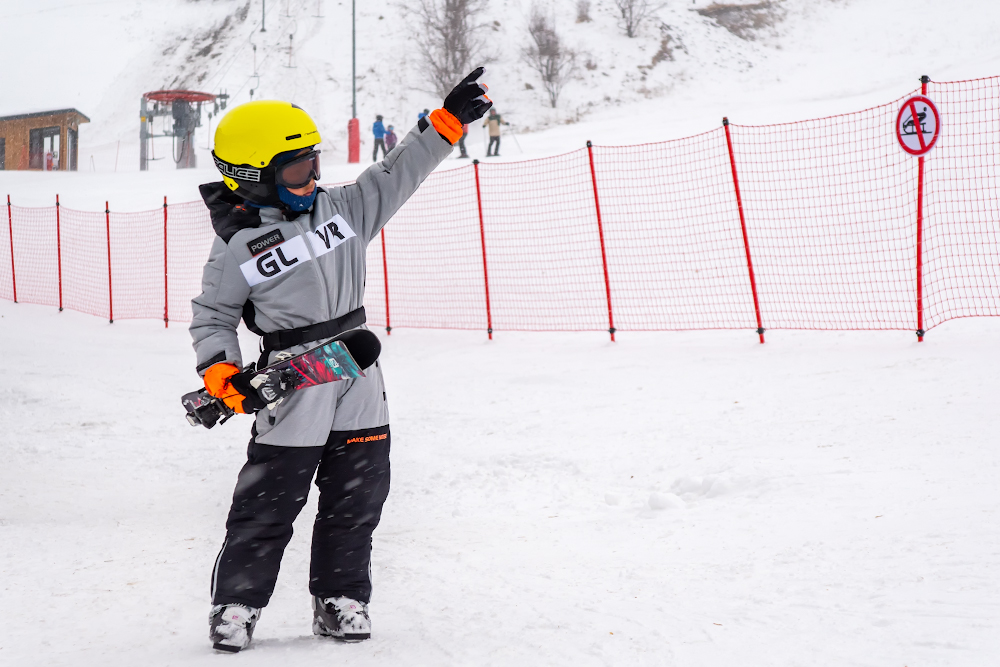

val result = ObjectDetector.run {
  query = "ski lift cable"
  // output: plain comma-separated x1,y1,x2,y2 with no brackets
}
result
230,40,284,100
204,0,284,92
230,72,263,101
208,11,301,97
234,20,298,92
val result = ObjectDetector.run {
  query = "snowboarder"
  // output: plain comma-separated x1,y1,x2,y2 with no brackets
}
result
483,108,509,156
372,114,387,162
191,67,493,653
385,125,398,152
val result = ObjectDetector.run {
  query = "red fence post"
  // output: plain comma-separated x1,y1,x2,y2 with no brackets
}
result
6,195,16,303
586,141,616,342
915,75,930,342
380,228,391,335
472,160,494,340
722,119,766,344
163,196,169,328
916,158,926,342
56,194,63,311
106,201,113,323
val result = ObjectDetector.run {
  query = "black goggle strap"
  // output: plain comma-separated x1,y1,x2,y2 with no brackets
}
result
212,150,319,188
212,151,275,184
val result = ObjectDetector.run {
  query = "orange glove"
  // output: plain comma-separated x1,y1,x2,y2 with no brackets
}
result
204,363,262,414
429,108,463,145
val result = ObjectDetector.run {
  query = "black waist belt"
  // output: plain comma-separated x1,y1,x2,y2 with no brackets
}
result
261,306,367,355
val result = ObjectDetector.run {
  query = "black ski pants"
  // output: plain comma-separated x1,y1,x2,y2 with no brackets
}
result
487,135,500,156
211,426,391,609
373,138,387,162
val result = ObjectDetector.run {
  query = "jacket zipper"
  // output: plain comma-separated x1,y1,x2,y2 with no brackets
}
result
294,217,332,320
263,214,333,427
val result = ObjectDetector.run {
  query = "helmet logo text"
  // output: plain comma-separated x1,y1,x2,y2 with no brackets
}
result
214,154,262,182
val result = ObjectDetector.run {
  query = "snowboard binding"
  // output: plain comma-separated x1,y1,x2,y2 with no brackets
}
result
182,386,237,429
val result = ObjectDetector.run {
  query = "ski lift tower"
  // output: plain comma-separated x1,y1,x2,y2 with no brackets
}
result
140,90,228,170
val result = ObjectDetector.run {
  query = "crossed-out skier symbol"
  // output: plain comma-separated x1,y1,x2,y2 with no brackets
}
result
901,107,929,136
896,95,940,157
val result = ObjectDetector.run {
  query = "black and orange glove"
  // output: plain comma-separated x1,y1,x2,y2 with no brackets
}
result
445,67,492,123
204,363,266,414
431,67,493,145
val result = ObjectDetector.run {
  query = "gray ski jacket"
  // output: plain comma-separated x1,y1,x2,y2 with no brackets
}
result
190,120,453,447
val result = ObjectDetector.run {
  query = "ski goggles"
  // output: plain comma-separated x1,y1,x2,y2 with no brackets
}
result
275,149,321,189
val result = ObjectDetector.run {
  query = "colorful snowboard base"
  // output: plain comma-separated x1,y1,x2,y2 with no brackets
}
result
182,329,381,429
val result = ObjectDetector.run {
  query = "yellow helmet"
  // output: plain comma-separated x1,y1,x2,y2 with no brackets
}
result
212,100,322,205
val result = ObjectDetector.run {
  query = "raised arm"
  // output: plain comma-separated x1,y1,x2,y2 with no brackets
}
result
347,67,494,242
349,118,454,242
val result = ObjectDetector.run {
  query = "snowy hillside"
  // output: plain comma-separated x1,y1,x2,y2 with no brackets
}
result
2,0,998,187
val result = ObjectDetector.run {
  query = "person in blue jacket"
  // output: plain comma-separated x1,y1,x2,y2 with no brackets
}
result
372,115,387,162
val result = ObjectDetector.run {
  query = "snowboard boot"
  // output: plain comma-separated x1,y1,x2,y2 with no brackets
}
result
209,603,260,653
312,596,371,641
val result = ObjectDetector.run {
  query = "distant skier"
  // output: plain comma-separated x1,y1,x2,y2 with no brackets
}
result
457,123,469,158
385,125,398,152
483,108,509,157
418,108,430,121
191,68,493,653
372,114,387,162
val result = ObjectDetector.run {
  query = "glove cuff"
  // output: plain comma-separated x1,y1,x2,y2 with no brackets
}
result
204,362,240,398
204,363,266,414
429,108,463,145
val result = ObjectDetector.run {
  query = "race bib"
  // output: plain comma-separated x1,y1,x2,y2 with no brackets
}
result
239,215,356,287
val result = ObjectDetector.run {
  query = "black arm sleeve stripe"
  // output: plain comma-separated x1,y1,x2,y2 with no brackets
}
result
196,351,229,373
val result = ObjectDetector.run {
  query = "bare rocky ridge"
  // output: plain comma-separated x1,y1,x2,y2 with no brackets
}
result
695,1,786,41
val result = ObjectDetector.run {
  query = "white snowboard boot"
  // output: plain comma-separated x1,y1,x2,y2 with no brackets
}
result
209,603,260,653
312,596,371,641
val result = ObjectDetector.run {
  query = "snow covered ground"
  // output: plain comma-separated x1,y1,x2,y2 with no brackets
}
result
2,298,998,665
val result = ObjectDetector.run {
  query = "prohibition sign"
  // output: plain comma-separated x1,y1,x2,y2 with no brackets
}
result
896,95,940,156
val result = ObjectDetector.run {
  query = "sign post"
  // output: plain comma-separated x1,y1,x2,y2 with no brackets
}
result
896,80,940,342
895,93,940,157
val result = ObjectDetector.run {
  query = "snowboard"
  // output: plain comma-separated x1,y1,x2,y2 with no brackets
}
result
183,328,381,429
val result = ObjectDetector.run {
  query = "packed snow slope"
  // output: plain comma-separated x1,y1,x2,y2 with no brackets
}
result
2,0,998,205
1,299,999,665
